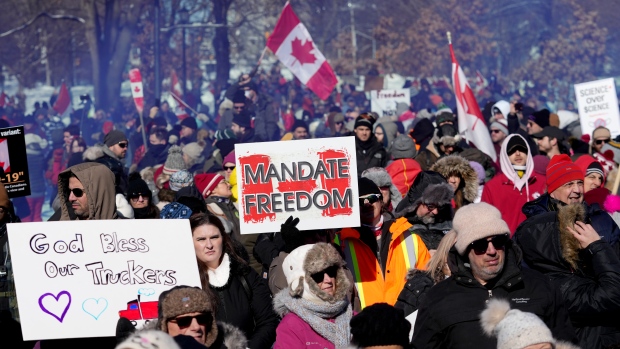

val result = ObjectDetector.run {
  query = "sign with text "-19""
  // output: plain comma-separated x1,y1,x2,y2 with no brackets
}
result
0,125,30,198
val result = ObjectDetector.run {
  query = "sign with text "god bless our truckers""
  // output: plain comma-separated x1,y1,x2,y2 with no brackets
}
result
235,137,360,234
7,219,201,340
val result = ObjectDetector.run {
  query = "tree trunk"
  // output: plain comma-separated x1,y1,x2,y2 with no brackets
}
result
212,0,231,92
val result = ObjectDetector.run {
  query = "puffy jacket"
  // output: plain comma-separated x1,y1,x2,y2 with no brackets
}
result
355,137,387,175
481,172,546,235
522,193,620,252
411,243,576,349
386,158,422,198
394,269,435,317
274,312,336,349
337,217,430,308
83,145,128,194
210,255,278,349
515,204,620,348
137,143,170,171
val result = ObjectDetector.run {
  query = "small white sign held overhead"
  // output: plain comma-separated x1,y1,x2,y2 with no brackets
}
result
235,137,359,234
574,78,620,137
370,89,411,117
8,219,201,341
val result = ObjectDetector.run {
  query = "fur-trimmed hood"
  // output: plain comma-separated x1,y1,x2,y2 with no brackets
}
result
395,182,454,219
431,124,462,147
83,144,120,162
131,321,247,349
557,203,586,271
361,167,402,209
430,155,479,204
283,243,351,304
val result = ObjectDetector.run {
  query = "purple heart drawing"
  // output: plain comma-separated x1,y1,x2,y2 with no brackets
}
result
39,291,71,323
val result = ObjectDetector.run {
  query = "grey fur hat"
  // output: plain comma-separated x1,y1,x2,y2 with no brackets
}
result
396,182,454,218
361,167,402,209
391,134,417,159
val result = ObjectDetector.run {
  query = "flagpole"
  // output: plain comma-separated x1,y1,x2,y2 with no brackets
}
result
447,31,451,45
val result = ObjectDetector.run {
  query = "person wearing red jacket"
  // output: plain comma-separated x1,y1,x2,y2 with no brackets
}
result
481,134,546,235
387,135,422,198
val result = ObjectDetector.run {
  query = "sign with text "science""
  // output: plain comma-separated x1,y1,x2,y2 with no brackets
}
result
235,137,360,234
574,78,620,137
8,219,201,340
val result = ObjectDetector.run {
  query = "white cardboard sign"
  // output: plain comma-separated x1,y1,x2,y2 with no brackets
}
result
8,220,201,341
235,137,359,234
370,89,411,117
574,78,620,137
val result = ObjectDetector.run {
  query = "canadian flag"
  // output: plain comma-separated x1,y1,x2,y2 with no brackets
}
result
129,69,144,114
450,41,496,161
53,82,72,116
170,70,189,120
267,2,337,100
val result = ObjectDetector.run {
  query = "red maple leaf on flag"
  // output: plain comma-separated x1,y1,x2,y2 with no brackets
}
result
291,37,316,65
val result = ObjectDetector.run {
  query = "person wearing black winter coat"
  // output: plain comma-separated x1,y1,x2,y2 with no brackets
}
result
515,203,620,348
191,213,278,349
354,115,387,174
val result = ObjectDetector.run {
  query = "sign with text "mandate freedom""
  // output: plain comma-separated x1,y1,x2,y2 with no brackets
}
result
235,137,360,234
8,220,201,340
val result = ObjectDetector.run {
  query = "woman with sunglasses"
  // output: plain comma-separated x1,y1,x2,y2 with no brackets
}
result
273,243,353,349
190,213,278,349
155,285,248,349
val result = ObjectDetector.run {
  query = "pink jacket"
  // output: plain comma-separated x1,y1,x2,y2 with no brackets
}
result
274,313,335,349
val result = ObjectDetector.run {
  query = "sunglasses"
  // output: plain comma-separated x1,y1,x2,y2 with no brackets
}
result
469,233,510,254
69,188,85,198
359,194,382,205
490,129,503,134
310,265,339,283
335,121,344,125
129,193,147,200
168,314,212,329
595,138,611,145
117,142,128,149
224,165,235,171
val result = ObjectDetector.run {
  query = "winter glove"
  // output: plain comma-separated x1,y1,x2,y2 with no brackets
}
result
281,216,304,253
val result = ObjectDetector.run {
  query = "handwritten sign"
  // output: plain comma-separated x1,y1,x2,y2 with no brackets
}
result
0,125,31,197
370,89,410,117
235,137,359,234
7,220,201,340
574,78,620,137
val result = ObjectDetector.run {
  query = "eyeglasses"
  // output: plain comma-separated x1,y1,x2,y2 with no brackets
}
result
69,188,85,198
359,194,382,205
117,142,128,149
168,314,212,329
469,233,510,254
224,165,235,171
310,265,339,283
423,203,438,211
595,138,611,145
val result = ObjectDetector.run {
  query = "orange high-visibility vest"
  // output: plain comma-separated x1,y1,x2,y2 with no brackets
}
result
338,217,430,308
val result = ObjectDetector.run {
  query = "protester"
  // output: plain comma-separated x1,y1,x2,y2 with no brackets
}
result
386,134,422,198
430,155,478,212
415,123,462,170
531,126,568,159
480,299,579,349
273,243,353,349
126,174,159,219
515,202,620,348
481,134,546,234
190,213,278,349
155,285,248,349
575,154,605,193
23,133,48,222
67,136,86,168
412,203,575,348
361,167,401,219
349,303,411,349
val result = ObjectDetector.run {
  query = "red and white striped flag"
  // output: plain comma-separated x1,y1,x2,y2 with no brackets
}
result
267,2,337,100
52,82,72,116
129,69,144,114
450,39,496,161
170,70,189,120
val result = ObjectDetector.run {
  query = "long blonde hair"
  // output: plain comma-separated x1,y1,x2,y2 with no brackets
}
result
426,230,458,284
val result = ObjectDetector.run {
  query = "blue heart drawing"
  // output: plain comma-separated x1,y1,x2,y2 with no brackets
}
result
82,298,108,320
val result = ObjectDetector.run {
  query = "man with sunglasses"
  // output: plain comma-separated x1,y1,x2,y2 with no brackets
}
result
338,178,430,308
589,126,615,175
412,203,575,349
86,129,129,195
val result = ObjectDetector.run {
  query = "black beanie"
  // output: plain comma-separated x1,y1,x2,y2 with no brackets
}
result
127,178,152,200
232,90,246,104
233,109,253,128
350,303,411,348
216,139,237,158
104,130,127,147
290,118,308,132
528,109,551,128
506,135,528,155
410,118,434,144
358,177,380,197
354,115,374,130
180,117,198,130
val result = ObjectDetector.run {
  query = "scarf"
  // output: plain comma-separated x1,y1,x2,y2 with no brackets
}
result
499,134,533,198
279,291,352,349
355,135,377,152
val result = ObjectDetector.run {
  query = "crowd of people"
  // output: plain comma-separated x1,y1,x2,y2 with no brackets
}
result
2,67,620,349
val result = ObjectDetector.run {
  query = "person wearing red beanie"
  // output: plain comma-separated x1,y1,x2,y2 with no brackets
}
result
545,154,584,204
